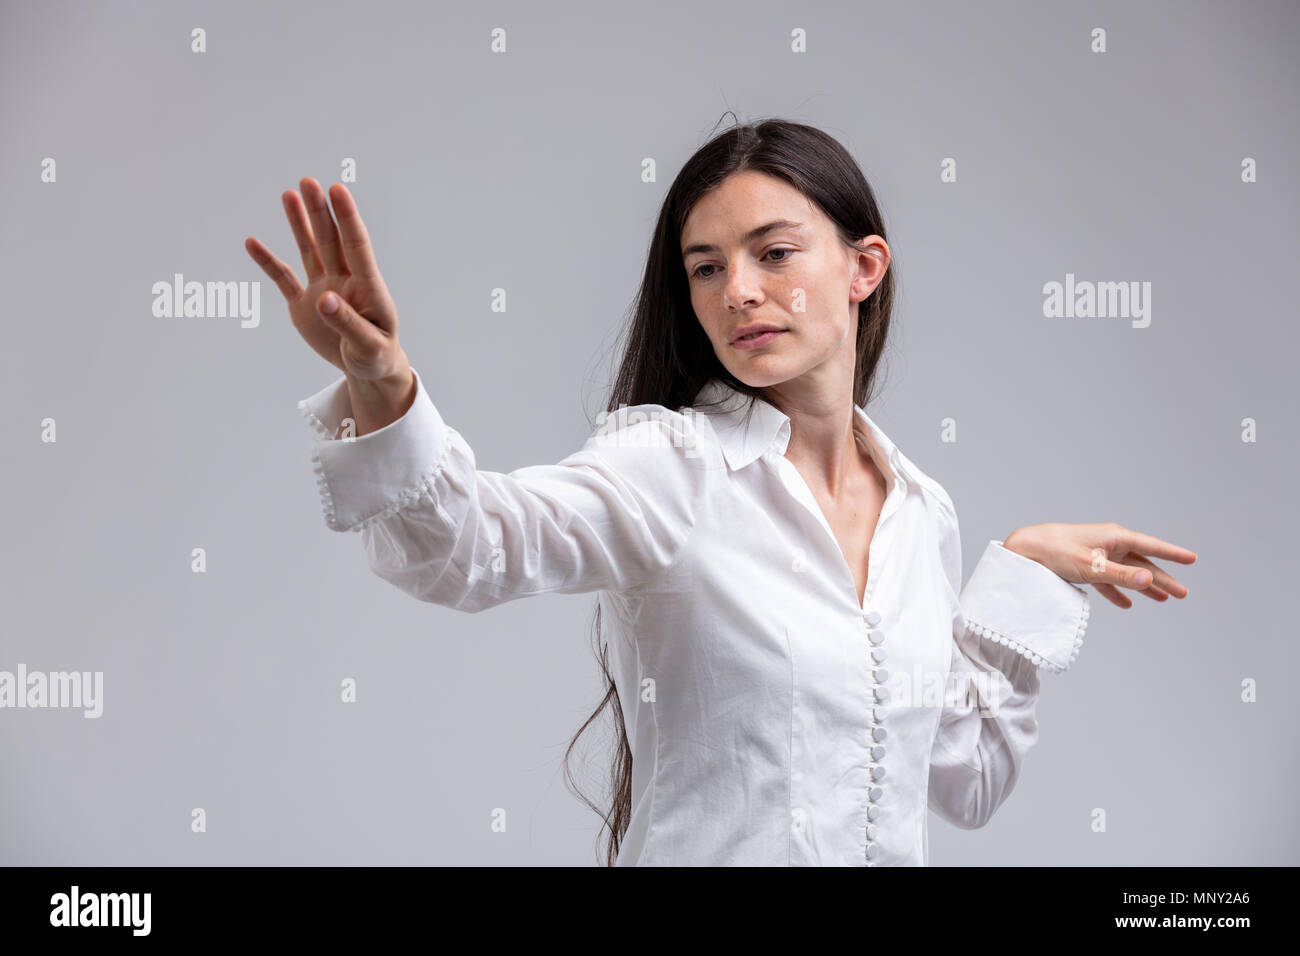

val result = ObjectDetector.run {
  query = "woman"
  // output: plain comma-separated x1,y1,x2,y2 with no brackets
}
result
245,119,1195,866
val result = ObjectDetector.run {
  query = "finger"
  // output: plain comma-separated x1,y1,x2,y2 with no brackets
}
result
1093,582,1133,610
244,237,304,303
300,177,348,276
1126,553,1188,598
1111,525,1197,564
282,189,326,281
1135,582,1170,601
1102,582,1175,606
327,184,382,279
316,291,386,357
1091,556,1155,591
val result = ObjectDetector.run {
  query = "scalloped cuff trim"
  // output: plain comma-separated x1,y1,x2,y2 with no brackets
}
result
337,434,453,534
297,397,334,441
968,597,1090,675
297,400,339,528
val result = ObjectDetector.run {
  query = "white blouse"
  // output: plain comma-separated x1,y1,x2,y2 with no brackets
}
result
298,369,1091,866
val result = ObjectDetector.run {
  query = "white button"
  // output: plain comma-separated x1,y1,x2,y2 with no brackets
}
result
866,844,879,859
866,824,878,840
872,707,886,722
867,806,881,821
872,727,887,742
871,766,886,781
868,630,885,645
868,786,883,801
871,648,887,663
864,610,882,626
874,687,890,703
873,667,890,683
871,745,886,761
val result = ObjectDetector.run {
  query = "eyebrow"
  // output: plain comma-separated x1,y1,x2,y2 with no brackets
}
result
681,219,805,259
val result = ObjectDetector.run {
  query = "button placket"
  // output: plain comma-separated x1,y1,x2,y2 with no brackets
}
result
863,608,886,864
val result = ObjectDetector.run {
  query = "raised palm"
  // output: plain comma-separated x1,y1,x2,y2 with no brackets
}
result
244,178,405,382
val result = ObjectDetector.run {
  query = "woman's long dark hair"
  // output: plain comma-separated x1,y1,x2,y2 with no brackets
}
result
562,115,899,865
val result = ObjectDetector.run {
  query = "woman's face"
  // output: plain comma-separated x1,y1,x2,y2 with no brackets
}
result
680,170,889,390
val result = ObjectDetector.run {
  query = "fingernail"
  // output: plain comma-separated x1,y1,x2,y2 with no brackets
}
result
321,293,338,314
1136,570,1152,586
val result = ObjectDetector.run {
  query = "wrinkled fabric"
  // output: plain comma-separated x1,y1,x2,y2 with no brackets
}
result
298,370,1090,866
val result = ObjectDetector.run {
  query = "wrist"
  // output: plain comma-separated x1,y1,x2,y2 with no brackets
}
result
1002,526,1036,560
346,363,416,437
348,363,413,396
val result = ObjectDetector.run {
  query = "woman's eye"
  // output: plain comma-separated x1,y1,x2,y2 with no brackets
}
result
690,248,794,280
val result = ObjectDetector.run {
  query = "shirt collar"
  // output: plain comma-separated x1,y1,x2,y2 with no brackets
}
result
690,377,917,490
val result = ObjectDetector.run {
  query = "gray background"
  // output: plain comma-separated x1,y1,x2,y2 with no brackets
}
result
2,0,1296,865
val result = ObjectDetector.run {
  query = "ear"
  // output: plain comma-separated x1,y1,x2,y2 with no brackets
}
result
850,241,889,302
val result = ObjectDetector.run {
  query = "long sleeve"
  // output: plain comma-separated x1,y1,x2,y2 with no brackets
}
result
925,487,1090,830
296,368,718,612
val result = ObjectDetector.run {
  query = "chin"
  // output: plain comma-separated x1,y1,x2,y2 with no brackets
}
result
727,364,799,390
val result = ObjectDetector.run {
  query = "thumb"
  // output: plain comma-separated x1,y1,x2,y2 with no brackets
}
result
1106,561,1153,589
317,292,385,354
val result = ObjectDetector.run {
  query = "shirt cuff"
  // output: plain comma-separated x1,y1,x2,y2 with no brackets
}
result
959,539,1091,674
296,367,449,532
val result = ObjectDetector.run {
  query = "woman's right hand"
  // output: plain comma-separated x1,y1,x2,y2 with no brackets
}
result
244,178,411,386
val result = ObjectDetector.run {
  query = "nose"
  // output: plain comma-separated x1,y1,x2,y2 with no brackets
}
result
722,259,762,311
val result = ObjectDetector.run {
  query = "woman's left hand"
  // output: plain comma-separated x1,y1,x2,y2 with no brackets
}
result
1002,522,1197,609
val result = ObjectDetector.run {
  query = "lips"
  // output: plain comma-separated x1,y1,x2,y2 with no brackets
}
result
730,324,786,344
